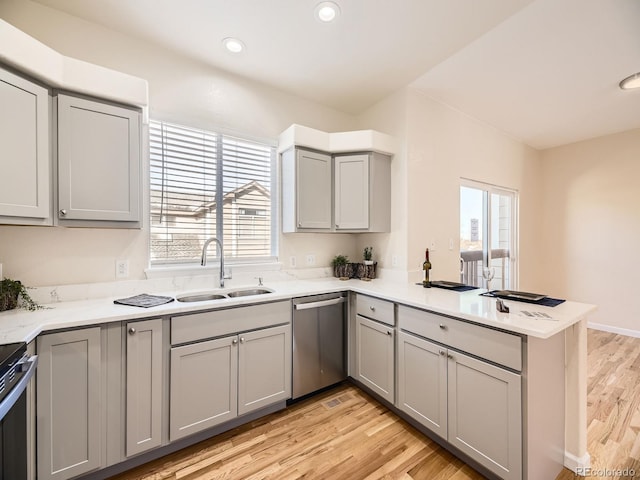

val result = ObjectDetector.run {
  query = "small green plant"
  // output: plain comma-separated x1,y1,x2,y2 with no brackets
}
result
331,255,352,280
330,254,349,267
0,278,43,312
363,246,373,262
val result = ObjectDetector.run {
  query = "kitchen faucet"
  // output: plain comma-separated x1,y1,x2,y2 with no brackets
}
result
201,237,226,288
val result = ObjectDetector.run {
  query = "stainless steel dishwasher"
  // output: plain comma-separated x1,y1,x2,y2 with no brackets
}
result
292,292,347,399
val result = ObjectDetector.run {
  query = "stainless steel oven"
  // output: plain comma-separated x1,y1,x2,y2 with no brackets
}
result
0,342,38,480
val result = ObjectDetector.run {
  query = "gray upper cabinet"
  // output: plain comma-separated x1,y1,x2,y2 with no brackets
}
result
126,319,163,457
281,148,390,233
36,327,103,480
0,66,51,225
56,93,141,226
334,152,390,232
282,148,332,232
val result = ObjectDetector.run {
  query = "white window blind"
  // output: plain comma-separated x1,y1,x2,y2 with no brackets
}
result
150,120,276,266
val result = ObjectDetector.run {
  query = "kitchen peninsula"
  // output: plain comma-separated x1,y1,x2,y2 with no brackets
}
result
0,276,595,480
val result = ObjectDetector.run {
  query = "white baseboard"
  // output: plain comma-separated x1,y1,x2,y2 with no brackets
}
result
588,322,640,339
565,451,591,474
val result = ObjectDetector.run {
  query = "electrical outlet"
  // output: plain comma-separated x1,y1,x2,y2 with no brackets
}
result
115,259,129,279
305,254,316,266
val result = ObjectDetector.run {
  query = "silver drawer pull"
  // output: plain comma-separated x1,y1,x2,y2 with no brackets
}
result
439,324,447,330
370,306,376,311
386,331,392,336
232,339,238,345
128,327,136,335
240,337,245,343
439,350,446,356
447,353,454,360
59,209,67,216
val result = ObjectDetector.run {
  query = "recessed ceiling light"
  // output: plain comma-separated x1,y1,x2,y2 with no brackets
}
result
619,72,640,90
222,37,245,54
315,1,340,22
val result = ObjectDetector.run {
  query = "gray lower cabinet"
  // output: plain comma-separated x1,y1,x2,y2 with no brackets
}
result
36,327,102,480
355,315,395,403
0,66,51,225
237,324,291,415
447,349,521,480
170,335,238,442
170,323,291,442
397,317,522,480
56,93,141,226
397,331,447,439
126,319,163,457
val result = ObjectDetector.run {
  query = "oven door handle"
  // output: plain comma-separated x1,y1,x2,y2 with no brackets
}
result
0,354,38,422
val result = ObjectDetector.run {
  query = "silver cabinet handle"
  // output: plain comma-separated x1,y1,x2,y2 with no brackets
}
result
59,209,67,216
232,338,238,345
386,330,392,336
447,353,454,360
240,337,245,343
439,324,447,330
370,306,376,311
128,327,136,335
439,350,446,356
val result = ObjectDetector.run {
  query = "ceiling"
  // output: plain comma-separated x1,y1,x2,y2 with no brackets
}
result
33,0,640,150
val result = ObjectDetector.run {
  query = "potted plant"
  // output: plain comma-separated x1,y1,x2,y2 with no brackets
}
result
363,246,374,265
331,255,351,280
0,278,42,312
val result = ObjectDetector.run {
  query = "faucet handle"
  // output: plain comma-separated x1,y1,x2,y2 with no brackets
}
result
254,276,264,286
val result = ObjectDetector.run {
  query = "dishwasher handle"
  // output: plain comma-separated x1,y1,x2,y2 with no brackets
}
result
294,297,346,310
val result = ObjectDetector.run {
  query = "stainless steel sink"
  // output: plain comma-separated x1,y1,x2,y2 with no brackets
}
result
176,293,227,303
227,288,273,298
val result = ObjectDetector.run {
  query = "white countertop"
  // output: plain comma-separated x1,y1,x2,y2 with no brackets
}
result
0,278,596,344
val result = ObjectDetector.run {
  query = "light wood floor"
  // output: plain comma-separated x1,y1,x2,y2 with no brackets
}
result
555,329,640,480
109,329,640,480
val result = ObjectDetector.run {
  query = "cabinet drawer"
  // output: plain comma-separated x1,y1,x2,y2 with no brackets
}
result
356,294,394,326
171,300,291,345
398,305,522,371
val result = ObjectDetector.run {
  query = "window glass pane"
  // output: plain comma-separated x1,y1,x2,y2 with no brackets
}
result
149,121,275,266
460,186,484,287
460,182,517,289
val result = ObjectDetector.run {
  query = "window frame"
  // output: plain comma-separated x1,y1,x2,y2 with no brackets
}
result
459,178,519,290
147,119,279,270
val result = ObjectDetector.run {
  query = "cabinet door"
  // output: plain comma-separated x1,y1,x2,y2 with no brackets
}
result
397,331,447,440
170,336,238,441
296,149,331,229
126,319,162,457
57,94,140,223
238,324,291,415
355,315,394,403
334,153,369,230
0,67,50,224
447,350,522,480
37,328,102,480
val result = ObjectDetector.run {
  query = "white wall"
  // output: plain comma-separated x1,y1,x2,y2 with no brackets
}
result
0,0,358,286
540,129,640,335
357,88,544,289
405,91,543,289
